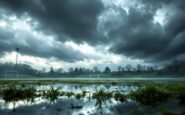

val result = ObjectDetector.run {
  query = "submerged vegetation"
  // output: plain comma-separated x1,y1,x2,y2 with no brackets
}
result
92,89,113,109
65,92,75,98
42,86,61,102
92,89,113,101
2,85,36,103
130,86,171,106
1,83,185,105
0,81,185,114
114,92,126,102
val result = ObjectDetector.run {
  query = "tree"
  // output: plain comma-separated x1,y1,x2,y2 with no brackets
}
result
117,66,122,72
137,64,142,72
57,68,64,74
74,67,79,74
93,66,99,73
121,66,125,72
68,67,74,73
49,67,54,74
104,66,111,73
125,64,132,72
146,66,154,72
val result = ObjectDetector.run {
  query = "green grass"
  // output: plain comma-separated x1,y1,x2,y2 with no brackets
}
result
75,93,83,100
92,89,113,103
2,85,37,103
129,85,171,106
114,92,127,102
42,86,61,102
64,92,75,98
1,80,185,110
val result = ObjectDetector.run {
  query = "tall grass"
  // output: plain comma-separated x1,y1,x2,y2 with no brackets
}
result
2,85,37,103
129,85,171,106
42,86,60,102
92,89,112,109
114,92,126,102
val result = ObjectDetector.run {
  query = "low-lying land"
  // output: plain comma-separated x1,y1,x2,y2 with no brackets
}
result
0,80,185,115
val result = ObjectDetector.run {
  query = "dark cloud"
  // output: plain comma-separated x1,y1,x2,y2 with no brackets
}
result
109,0,185,63
0,0,104,62
0,0,105,43
0,27,86,62
0,0,185,64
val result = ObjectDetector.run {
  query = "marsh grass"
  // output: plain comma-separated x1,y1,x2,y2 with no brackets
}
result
111,82,117,86
2,85,37,103
92,89,113,109
175,87,185,106
74,90,89,100
159,109,177,115
129,86,171,106
82,90,88,97
114,92,126,102
75,93,83,100
65,92,75,98
1,81,185,113
1,85,37,111
42,86,61,102
151,83,185,106
92,89,113,101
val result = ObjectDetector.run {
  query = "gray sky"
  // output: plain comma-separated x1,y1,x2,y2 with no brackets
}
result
0,0,185,71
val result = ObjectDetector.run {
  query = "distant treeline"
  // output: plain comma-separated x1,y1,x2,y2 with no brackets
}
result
0,60,185,77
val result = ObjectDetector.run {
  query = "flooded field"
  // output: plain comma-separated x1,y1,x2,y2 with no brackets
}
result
0,80,185,115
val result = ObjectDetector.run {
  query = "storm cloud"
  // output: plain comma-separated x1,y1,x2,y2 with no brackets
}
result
107,0,185,62
0,0,105,43
0,0,185,65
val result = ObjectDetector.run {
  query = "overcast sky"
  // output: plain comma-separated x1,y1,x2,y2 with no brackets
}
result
0,0,185,71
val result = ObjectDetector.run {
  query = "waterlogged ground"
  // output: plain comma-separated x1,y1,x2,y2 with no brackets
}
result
0,81,185,115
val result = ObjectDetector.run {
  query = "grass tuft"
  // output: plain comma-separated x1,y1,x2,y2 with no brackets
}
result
129,86,171,106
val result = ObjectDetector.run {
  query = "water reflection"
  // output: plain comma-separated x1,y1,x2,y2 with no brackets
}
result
0,83,166,115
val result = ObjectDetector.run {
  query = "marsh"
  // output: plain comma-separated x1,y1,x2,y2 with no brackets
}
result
0,80,185,115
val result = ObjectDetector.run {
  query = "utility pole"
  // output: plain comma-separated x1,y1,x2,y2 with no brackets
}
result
15,48,20,66
15,48,20,78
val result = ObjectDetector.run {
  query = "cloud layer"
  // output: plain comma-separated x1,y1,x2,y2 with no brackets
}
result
0,0,185,66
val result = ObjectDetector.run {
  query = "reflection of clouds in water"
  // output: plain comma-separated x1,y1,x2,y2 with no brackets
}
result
0,84,140,115
73,103,96,115
34,84,139,94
